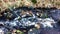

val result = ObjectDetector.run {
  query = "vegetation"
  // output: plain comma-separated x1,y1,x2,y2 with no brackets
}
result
16,30,24,34
31,0,37,4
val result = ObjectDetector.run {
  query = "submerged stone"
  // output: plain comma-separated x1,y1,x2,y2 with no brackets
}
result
50,10,60,21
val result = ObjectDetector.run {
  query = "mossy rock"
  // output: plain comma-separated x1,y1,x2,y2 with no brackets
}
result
31,0,37,4
16,30,24,34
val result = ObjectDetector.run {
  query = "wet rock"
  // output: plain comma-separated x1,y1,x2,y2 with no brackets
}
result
49,10,60,26
37,18,56,28
50,10,60,21
20,18,36,27
0,27,8,34
34,23,40,29
28,28,40,34
40,28,60,34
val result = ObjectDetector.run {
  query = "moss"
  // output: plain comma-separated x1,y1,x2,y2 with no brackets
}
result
18,16,21,21
31,0,37,4
41,13,48,18
7,32,11,34
16,30,24,34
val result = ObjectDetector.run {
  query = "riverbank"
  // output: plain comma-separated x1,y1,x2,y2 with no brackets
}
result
0,0,60,12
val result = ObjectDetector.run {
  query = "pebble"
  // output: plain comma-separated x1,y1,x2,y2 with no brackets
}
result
29,29,33,31
35,23,40,29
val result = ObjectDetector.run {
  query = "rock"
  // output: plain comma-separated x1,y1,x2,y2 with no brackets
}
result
50,10,60,21
0,27,8,34
28,28,40,34
37,18,56,28
40,28,60,34
34,23,40,29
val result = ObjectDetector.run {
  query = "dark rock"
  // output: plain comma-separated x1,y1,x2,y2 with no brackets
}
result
40,28,60,34
49,10,60,21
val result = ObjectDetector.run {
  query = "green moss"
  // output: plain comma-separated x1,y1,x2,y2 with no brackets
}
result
16,30,24,34
41,13,48,18
7,32,11,34
18,16,21,21
31,0,37,4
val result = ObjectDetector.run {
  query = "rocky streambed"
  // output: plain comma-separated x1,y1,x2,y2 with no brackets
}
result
0,7,60,34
